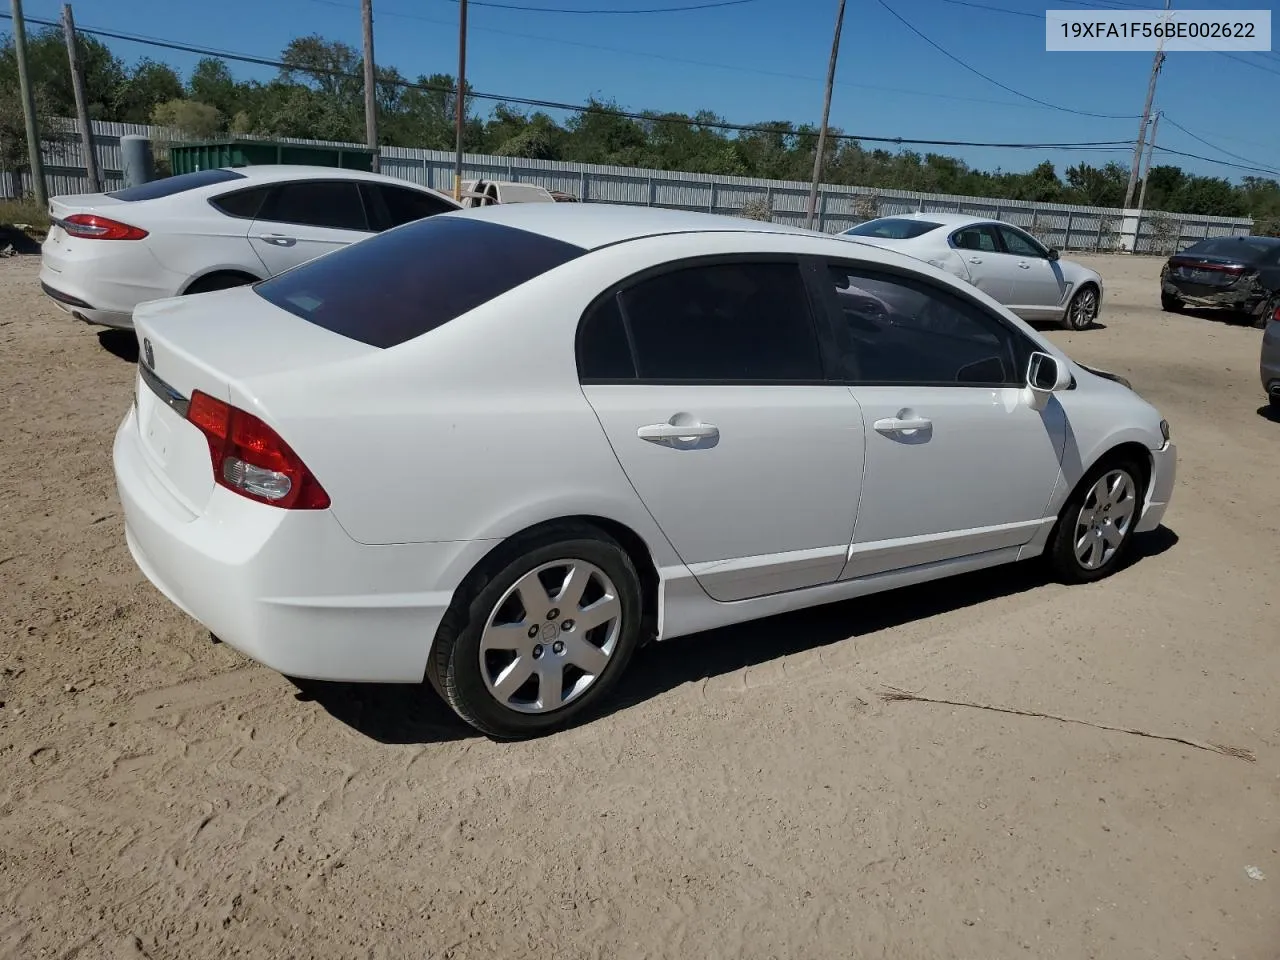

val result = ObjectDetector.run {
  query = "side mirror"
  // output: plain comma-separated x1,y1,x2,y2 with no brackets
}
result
1028,351,1071,394
1047,248,1060,261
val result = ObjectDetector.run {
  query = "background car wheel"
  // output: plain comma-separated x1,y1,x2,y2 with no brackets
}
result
1046,457,1146,584
1160,292,1183,313
1251,294,1279,330
429,524,644,739
1064,285,1099,330
184,272,257,295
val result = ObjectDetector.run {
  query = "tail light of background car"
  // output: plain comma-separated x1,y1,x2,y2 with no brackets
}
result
186,391,330,510
58,214,149,241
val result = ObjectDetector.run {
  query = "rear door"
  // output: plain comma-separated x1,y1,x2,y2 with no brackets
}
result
949,224,1018,303
360,183,459,230
577,257,865,603
247,179,374,275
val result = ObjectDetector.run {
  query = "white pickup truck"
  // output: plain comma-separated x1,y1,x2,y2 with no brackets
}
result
459,180,558,207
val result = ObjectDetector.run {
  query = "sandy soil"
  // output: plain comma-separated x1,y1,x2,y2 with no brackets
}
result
1,252,1277,960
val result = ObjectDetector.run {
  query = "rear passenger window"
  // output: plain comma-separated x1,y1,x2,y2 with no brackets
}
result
260,181,369,232
379,185,457,227
578,294,635,380
209,185,270,220
617,261,823,382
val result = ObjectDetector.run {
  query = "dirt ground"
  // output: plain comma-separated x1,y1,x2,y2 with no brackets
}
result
1,251,1277,960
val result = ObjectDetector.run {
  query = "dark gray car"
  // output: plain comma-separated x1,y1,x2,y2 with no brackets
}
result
1161,235,1280,327
1263,306,1280,411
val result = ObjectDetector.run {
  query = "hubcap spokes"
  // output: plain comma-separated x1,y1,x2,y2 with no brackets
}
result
1074,291,1096,327
1073,470,1137,570
480,560,622,714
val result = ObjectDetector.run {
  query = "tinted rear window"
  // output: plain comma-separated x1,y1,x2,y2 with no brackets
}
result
255,216,587,348
107,168,246,201
1182,236,1280,264
843,218,943,240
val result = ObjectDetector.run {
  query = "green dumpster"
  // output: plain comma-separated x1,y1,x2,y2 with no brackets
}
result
168,139,378,174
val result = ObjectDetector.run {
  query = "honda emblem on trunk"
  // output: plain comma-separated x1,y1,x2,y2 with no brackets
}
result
143,338,154,370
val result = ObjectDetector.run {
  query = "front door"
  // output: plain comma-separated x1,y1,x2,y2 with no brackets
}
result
577,259,866,603
248,179,375,276
816,260,1066,577
995,224,1068,320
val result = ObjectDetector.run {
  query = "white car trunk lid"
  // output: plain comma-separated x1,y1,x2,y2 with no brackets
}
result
130,287,376,515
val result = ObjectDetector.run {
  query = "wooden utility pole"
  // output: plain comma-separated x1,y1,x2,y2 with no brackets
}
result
1122,0,1170,209
361,0,379,172
1136,110,1160,213
61,3,99,193
804,0,845,231
453,0,468,202
10,0,47,206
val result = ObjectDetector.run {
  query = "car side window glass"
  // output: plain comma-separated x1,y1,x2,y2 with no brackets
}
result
823,265,1024,386
953,226,998,253
578,293,636,380
210,185,270,220
379,185,458,228
618,261,823,382
259,181,369,232
997,225,1045,258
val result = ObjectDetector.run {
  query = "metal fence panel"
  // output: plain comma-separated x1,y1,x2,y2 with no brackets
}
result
0,118,1255,252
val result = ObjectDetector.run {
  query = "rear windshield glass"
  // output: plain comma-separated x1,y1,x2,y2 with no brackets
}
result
1182,236,1280,263
843,218,943,240
107,168,246,201
255,216,587,348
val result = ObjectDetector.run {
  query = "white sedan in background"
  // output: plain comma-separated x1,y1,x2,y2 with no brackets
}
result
842,212,1105,330
40,165,461,329
114,204,1175,739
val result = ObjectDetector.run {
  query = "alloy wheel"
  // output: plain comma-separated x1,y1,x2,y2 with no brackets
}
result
478,559,622,714
1073,469,1137,570
1070,288,1098,330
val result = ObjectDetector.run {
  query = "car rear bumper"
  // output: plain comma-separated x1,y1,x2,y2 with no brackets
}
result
40,236,182,328
113,405,496,683
1135,440,1176,534
1162,278,1262,311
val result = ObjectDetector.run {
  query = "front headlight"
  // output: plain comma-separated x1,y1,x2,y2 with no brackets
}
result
1160,419,1170,443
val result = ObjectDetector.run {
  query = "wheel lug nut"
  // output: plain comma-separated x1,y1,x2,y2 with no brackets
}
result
532,644,543,659
561,619,575,631
552,641,565,654
528,625,539,639
547,608,560,621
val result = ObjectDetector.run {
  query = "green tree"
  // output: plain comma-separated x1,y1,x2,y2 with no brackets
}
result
115,59,184,123
152,99,223,138
0,27,124,119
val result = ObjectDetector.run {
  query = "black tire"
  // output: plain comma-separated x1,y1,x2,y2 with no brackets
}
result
184,272,257,295
1064,284,1099,330
1160,292,1183,313
1045,457,1147,585
428,523,644,739
1251,294,1279,330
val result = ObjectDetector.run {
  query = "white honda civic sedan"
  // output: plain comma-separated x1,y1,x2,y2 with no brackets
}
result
40,165,461,329
113,203,1176,739
841,212,1105,330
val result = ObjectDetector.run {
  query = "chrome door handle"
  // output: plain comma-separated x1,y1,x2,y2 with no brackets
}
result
637,422,719,445
259,233,297,247
1018,261,1031,269
968,257,982,264
874,416,932,434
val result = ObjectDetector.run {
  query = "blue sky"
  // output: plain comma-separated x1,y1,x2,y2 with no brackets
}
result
15,0,1280,181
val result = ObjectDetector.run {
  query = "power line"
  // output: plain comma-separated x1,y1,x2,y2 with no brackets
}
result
873,0,1140,119
432,0,758,11
293,0,1058,111
1161,115,1280,178
1154,146,1280,178
0,10,1140,150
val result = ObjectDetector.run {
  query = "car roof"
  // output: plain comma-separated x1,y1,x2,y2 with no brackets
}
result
863,211,998,229
441,201,822,250
214,165,448,191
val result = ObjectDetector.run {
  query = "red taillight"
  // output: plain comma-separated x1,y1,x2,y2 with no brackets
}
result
1273,306,1280,325
187,391,330,510
61,213,148,240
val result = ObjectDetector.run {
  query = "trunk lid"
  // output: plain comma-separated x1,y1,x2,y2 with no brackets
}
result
1166,254,1253,288
130,287,377,515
